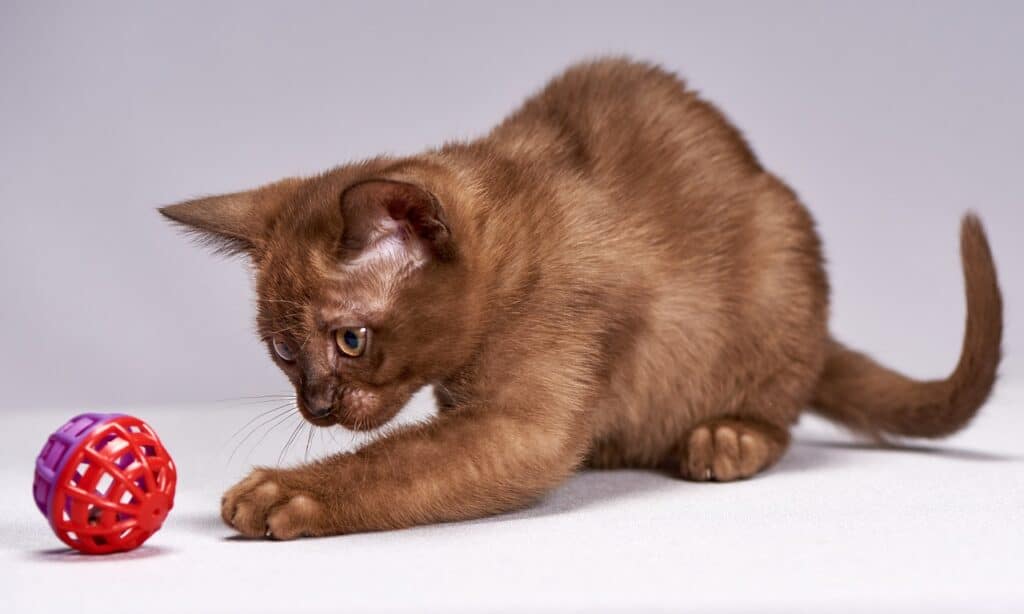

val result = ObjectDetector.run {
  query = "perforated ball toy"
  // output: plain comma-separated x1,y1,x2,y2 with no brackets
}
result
33,413,177,554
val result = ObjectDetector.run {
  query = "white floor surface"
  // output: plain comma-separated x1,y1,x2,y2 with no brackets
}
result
2,384,1022,613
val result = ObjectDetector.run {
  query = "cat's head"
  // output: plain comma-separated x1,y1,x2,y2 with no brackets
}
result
160,164,479,430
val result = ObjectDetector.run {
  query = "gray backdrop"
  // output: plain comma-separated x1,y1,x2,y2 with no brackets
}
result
2,1,1020,410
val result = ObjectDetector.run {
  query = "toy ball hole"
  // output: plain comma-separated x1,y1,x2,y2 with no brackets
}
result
142,445,156,456
128,425,142,433
120,491,134,505
116,452,135,469
96,473,114,495
92,535,107,546
66,531,79,541
88,505,102,525
73,462,90,484
93,433,119,451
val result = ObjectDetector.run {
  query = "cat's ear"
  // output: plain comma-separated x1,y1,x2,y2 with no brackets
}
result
159,191,263,255
158,179,298,256
340,180,456,262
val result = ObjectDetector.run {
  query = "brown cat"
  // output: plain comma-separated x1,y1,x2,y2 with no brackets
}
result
160,58,1003,540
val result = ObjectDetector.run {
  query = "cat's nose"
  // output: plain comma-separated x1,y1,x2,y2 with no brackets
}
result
308,404,333,418
302,388,334,418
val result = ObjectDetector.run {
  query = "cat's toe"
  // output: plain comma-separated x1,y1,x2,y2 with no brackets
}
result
681,426,714,481
679,420,786,482
267,495,322,540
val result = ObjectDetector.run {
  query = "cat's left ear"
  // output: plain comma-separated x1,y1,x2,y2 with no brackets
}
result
158,179,299,256
340,180,456,262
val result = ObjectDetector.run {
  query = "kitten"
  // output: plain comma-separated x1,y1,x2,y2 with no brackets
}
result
161,58,1003,539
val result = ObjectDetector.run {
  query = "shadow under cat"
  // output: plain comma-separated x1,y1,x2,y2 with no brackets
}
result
170,435,1017,542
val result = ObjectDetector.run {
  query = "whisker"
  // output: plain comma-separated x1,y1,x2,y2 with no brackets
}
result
304,424,315,461
214,396,297,410
231,398,297,407
260,324,302,338
241,413,300,467
214,392,294,402
226,402,296,444
299,327,316,350
259,310,307,323
260,298,307,308
278,420,306,465
228,409,296,465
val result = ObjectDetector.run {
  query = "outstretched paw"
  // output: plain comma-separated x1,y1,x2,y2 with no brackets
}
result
680,420,787,482
221,469,324,540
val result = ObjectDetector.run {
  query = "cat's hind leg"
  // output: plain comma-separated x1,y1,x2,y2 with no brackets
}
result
679,418,789,482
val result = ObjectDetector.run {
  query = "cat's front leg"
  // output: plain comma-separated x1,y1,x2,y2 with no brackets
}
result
221,387,591,539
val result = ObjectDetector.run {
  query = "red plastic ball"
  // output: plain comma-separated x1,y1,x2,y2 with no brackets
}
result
33,413,177,554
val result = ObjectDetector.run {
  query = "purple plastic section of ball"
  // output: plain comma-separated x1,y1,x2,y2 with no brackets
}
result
32,413,124,525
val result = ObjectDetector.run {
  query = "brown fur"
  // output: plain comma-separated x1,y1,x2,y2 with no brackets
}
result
160,58,1004,539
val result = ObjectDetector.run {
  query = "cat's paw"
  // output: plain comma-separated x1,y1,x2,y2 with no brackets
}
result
221,469,323,540
680,420,786,482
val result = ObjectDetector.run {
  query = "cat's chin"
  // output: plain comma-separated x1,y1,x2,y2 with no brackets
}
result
294,384,410,430
343,397,408,431
336,412,398,432
299,408,397,431
305,386,411,432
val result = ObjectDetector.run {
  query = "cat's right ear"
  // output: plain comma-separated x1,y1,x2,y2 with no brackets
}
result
158,179,297,256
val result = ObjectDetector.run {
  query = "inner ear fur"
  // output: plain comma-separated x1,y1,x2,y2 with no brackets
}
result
340,179,456,261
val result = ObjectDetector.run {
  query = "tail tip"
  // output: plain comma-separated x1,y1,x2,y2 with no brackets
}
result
959,211,997,263
960,210,984,237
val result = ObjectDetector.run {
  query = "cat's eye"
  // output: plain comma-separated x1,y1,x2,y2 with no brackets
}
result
272,337,297,362
335,327,368,357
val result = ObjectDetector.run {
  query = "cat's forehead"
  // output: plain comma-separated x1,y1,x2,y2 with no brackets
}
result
255,180,428,325
256,242,405,326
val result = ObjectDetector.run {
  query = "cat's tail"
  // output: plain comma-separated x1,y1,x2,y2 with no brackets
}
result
810,214,1003,439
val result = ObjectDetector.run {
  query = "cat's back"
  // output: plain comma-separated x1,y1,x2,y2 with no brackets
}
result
481,59,778,258
487,58,761,187
478,58,800,282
